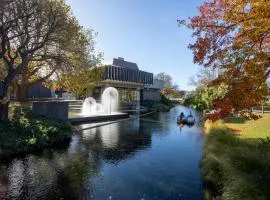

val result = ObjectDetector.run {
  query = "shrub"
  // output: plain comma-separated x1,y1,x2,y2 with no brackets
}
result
160,94,173,106
141,95,175,112
0,117,73,158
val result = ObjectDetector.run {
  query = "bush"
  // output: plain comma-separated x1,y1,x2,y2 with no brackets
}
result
0,117,73,158
160,94,173,106
9,102,32,119
141,94,176,112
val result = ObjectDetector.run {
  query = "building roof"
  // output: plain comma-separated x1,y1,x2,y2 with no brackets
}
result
113,58,139,70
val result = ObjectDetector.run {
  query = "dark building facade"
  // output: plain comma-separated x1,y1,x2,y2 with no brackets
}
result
27,82,51,99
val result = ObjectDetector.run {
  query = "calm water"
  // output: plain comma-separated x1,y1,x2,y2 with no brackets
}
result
0,106,204,200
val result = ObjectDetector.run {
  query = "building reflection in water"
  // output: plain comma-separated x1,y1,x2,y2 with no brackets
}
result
79,119,152,163
0,118,152,199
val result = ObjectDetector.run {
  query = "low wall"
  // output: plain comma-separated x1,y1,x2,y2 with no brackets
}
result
32,101,68,120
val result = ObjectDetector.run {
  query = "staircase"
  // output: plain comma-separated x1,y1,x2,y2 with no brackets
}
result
69,101,83,112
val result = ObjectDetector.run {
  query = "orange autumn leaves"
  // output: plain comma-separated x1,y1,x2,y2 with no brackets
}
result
181,0,270,119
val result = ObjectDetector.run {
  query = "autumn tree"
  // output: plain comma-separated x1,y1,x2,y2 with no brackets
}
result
180,0,270,117
54,66,104,99
0,0,98,120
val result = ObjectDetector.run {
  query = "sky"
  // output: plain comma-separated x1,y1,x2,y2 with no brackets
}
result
66,0,204,91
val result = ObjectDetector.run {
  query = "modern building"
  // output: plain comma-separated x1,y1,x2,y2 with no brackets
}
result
142,79,165,102
27,82,52,99
93,57,153,111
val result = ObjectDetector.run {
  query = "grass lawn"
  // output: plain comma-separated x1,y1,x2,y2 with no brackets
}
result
226,114,270,139
202,114,270,200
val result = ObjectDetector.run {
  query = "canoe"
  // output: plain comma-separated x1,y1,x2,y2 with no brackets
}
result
186,115,195,125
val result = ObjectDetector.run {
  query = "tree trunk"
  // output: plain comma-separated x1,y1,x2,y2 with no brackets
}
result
0,102,9,121
16,85,29,101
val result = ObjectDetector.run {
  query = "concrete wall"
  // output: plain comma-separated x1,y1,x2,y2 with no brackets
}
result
142,89,161,101
144,79,165,90
32,101,68,120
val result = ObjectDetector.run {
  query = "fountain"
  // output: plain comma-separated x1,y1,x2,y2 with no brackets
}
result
81,87,120,116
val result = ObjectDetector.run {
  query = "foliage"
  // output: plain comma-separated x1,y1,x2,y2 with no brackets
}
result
160,94,174,106
161,88,182,99
9,102,32,119
180,0,270,117
0,117,72,158
0,0,101,118
184,84,228,113
142,95,175,112
54,66,104,99
202,121,270,200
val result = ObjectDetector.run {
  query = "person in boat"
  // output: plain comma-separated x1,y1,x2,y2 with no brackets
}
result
186,111,195,124
179,112,185,119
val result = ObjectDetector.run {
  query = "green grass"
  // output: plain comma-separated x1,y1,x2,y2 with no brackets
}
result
226,114,270,139
0,116,73,158
202,116,270,200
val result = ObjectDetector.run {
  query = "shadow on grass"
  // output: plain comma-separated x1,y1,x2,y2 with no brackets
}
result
224,116,246,124
202,128,270,200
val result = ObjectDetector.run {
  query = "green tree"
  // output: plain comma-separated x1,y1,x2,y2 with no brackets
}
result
55,66,104,99
0,0,99,120
184,84,228,112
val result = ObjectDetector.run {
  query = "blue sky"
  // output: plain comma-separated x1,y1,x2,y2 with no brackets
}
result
66,0,204,90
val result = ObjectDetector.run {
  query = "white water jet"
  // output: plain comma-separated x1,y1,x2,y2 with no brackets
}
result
81,97,97,116
80,87,119,116
101,87,119,114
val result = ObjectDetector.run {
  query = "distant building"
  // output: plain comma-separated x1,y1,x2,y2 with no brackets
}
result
93,57,153,111
142,79,165,102
27,82,51,99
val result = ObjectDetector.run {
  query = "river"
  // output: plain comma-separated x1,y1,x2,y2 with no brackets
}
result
0,106,204,200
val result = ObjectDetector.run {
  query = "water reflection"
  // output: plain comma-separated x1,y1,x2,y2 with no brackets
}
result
80,120,152,163
0,106,204,200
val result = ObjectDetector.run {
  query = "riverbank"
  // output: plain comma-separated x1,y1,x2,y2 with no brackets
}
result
0,117,73,159
142,95,177,112
202,115,270,200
